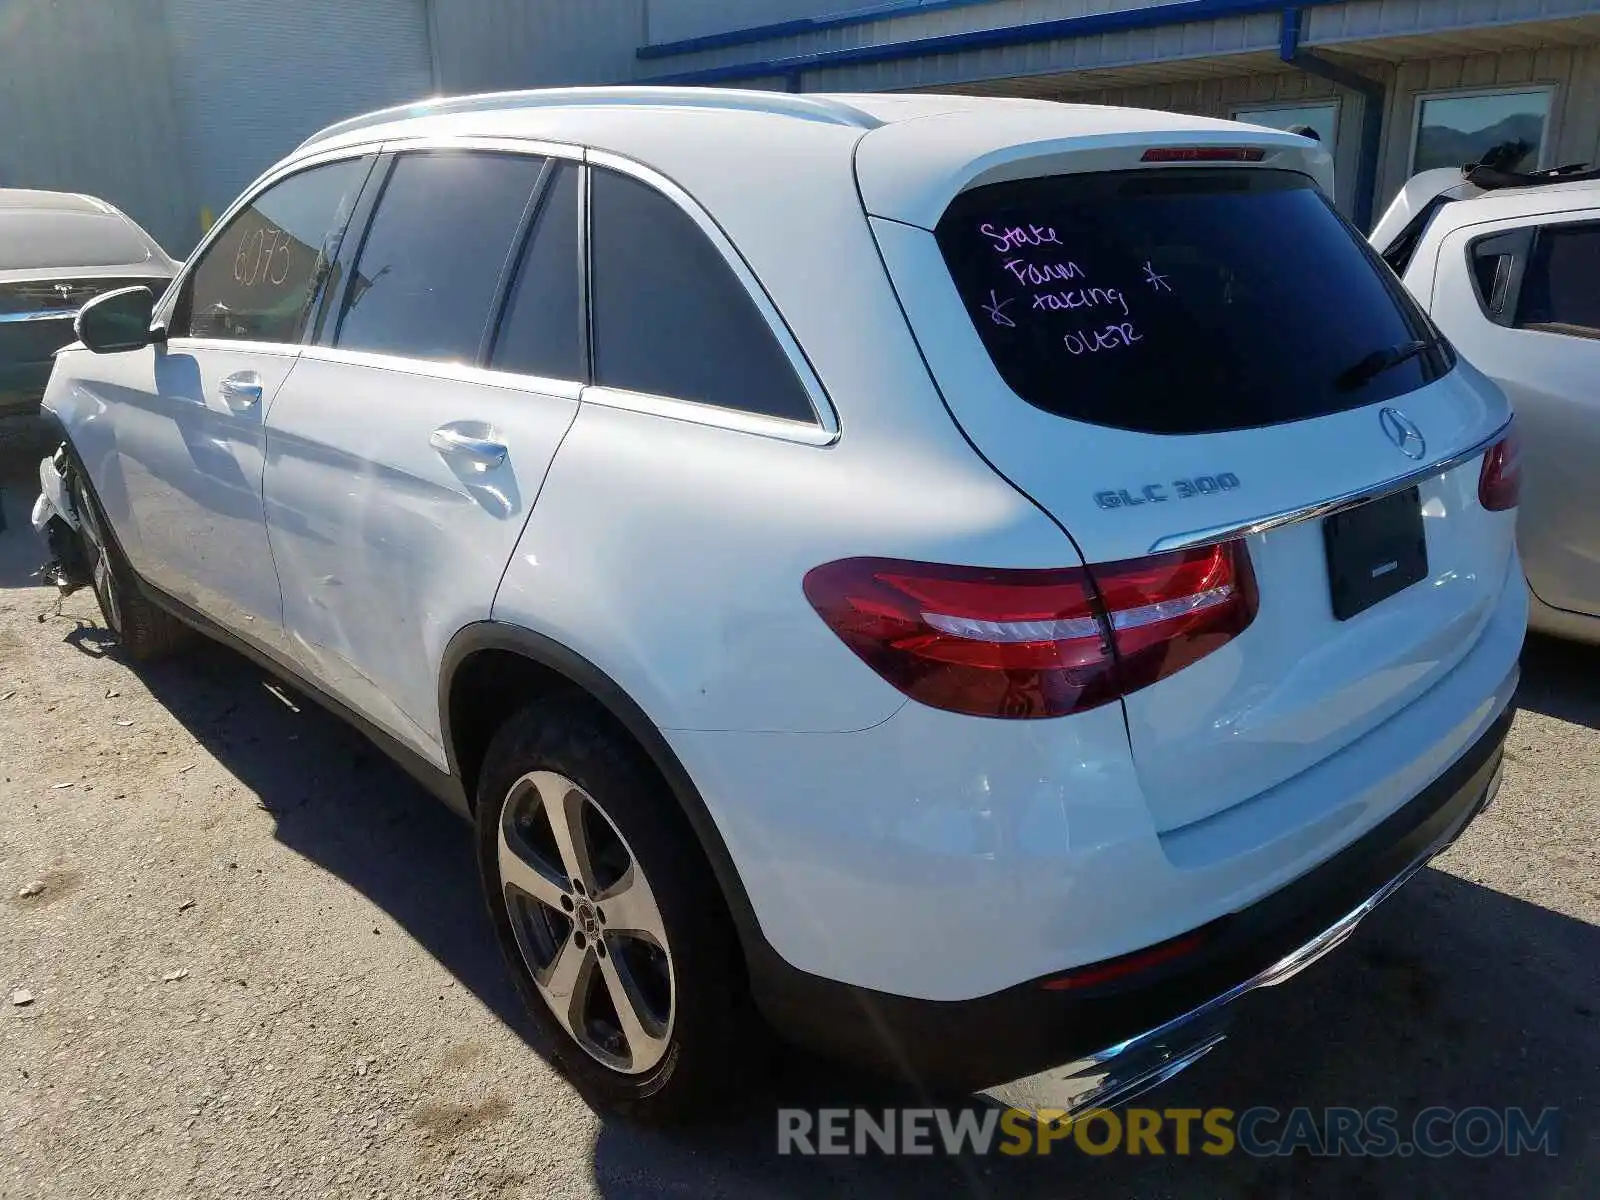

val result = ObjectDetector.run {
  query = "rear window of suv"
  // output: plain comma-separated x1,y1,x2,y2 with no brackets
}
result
935,169,1450,435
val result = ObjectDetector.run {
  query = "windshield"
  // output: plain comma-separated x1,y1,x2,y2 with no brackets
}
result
935,169,1450,435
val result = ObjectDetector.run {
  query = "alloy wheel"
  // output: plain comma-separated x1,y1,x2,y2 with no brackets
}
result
497,770,676,1074
74,484,123,634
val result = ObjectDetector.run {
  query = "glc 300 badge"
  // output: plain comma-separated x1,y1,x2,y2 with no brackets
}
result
1095,473,1241,509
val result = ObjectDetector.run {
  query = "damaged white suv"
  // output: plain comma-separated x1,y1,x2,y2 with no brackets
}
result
36,88,1519,1120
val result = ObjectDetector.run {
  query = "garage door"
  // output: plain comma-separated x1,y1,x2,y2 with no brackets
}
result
164,0,434,252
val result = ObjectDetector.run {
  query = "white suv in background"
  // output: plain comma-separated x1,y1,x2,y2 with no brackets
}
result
37,89,1520,1121
1373,163,1600,644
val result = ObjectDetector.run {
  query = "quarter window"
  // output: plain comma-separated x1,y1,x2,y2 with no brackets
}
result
336,151,544,364
173,157,372,343
1516,221,1600,338
490,163,584,381
588,168,814,423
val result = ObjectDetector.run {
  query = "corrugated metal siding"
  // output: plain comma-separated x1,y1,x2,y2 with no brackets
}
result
809,11,1283,91
0,0,192,254
646,0,1184,76
163,0,433,253
1307,0,1600,44
431,0,643,91
647,0,887,45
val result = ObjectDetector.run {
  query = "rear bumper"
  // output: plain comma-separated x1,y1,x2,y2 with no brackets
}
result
752,700,1512,1096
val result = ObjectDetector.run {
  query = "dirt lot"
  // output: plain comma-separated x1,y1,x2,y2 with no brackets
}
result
1,416,1595,1199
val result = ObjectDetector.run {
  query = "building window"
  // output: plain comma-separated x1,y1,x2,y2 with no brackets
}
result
1232,101,1339,150
1410,88,1554,175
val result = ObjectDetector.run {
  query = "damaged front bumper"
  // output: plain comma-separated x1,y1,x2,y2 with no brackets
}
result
31,445,91,593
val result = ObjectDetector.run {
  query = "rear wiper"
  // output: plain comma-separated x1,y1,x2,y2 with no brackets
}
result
1335,339,1430,392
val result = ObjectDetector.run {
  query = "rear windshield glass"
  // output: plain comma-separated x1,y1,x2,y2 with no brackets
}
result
935,169,1450,434
0,211,153,271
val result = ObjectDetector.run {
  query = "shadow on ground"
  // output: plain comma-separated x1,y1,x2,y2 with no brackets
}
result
43,584,1600,1199
1519,633,1600,732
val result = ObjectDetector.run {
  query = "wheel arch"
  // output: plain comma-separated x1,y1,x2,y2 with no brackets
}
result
439,621,766,958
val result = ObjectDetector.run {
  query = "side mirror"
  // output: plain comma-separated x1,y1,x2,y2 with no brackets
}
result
75,286,159,353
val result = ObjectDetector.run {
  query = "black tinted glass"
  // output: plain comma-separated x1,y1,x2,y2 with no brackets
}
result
1517,222,1600,336
936,170,1447,434
181,158,370,342
491,164,583,380
337,152,542,362
590,169,814,422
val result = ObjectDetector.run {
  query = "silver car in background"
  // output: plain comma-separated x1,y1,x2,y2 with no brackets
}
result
1,189,177,418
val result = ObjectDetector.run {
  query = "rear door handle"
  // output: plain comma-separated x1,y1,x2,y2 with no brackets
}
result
430,424,507,469
219,371,263,411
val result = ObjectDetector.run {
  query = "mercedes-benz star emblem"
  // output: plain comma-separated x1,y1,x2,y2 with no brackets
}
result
1379,408,1426,461
54,284,74,299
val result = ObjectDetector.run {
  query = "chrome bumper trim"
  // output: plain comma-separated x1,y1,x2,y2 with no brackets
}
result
1150,416,1513,553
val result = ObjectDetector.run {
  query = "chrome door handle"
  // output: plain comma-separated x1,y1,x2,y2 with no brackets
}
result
429,425,507,469
219,371,263,411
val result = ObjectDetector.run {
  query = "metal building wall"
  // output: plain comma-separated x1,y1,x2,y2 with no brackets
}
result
430,0,644,92
0,0,192,254
163,0,434,253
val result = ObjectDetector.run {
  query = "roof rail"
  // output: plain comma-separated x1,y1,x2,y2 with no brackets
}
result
297,86,882,151
1464,160,1600,191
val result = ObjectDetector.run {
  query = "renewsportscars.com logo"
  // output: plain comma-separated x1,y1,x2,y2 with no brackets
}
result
777,1106,1560,1158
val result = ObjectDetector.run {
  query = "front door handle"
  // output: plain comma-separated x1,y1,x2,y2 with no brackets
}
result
430,424,507,470
219,371,263,411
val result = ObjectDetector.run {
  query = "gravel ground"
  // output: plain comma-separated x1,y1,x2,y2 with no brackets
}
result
1,416,1595,1198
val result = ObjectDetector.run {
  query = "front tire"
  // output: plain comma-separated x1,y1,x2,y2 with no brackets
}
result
475,698,760,1121
68,462,190,662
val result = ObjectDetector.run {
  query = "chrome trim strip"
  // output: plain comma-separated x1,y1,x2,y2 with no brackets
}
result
1149,417,1513,553
165,337,303,358
581,384,836,446
378,134,584,162
294,344,585,400
585,147,840,441
0,308,77,324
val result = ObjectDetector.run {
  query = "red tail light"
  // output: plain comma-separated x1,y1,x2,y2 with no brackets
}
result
1141,146,1266,163
1479,425,1521,511
802,543,1256,719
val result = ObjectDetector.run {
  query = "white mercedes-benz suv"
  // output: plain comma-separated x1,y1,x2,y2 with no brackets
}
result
35,88,1521,1121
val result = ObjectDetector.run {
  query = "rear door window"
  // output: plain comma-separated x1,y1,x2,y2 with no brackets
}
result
335,151,543,364
588,168,815,423
935,169,1450,434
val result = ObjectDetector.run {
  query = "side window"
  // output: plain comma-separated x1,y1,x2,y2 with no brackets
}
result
589,168,815,423
336,151,544,363
1516,221,1600,339
489,163,584,380
174,157,372,343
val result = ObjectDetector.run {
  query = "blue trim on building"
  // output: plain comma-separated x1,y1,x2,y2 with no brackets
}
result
638,0,1349,81
638,0,1002,60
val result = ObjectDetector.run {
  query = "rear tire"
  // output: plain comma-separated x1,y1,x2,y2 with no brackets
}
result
68,463,190,662
475,697,762,1122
